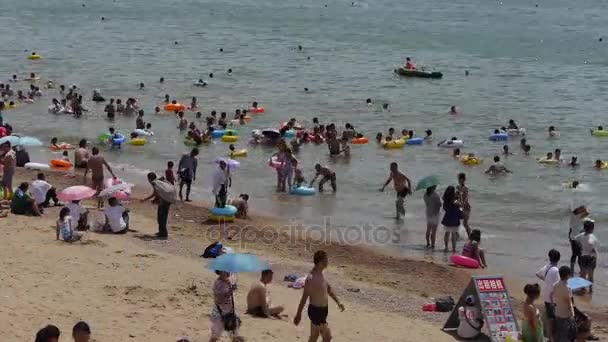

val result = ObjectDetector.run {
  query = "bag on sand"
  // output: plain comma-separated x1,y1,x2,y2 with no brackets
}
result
153,179,177,204
435,296,455,312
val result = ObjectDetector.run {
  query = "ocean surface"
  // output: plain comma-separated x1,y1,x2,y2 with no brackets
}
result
2,0,608,301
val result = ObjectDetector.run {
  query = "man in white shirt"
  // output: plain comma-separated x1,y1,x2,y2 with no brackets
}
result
535,249,561,342
103,197,128,234
31,173,60,209
213,161,231,208
575,219,599,290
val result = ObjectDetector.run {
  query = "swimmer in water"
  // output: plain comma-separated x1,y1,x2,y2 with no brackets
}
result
61,150,69,161
524,144,531,156
401,129,409,138
508,119,518,130
503,145,512,156
375,132,383,143
548,126,559,138
177,112,188,131
309,164,337,192
569,156,579,167
50,137,59,149
227,68,232,74
382,103,390,111
424,129,433,140
209,73,214,78
190,97,197,110
387,127,395,139
450,106,458,115
164,94,170,104
139,82,145,90
545,152,554,161
554,148,562,161
366,98,372,106
485,156,512,175
340,136,350,157
195,79,207,87
453,148,461,158
594,160,605,169
159,77,164,83
154,106,160,115
520,138,527,150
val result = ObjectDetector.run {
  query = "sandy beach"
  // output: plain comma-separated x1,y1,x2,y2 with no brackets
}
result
1,168,607,341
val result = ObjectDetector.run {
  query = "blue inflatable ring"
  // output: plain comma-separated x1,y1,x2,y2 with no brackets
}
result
406,137,423,145
488,133,508,141
290,186,316,196
283,130,296,138
211,130,226,138
112,133,126,145
211,205,237,216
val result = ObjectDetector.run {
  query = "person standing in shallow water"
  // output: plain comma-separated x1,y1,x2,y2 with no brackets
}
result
379,162,412,221
456,173,472,237
423,185,441,249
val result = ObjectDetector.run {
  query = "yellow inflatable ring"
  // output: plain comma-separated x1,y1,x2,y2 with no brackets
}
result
130,138,147,146
461,156,482,166
382,139,405,149
209,214,235,223
222,135,238,143
28,54,42,60
539,158,559,165
230,149,248,158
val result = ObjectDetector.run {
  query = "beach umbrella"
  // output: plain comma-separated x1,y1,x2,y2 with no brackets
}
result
568,277,592,290
57,186,97,202
0,136,20,145
99,183,134,198
262,129,281,139
0,136,43,146
207,253,269,273
415,175,440,191
215,157,240,169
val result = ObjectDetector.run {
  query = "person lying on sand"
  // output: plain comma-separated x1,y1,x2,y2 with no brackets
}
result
246,269,285,318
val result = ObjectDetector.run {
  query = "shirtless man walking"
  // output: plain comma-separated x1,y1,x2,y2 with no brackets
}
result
309,164,337,192
379,162,412,220
84,147,116,208
294,251,345,342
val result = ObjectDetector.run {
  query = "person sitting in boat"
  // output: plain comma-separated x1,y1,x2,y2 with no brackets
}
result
404,57,416,70
508,119,519,130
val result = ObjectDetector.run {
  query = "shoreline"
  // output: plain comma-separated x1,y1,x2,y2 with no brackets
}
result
6,166,608,340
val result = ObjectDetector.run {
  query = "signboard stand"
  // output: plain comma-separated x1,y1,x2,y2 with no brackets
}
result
443,275,519,342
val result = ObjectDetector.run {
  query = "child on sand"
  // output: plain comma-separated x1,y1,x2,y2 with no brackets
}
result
56,207,83,242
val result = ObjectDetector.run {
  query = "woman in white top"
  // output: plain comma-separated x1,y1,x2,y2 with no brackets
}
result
575,219,599,290
103,197,129,234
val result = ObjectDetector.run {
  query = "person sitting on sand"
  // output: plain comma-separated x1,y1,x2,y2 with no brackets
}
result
485,156,512,175
310,164,337,192
65,200,89,231
56,207,83,242
230,194,249,218
31,173,61,210
72,321,91,342
102,197,129,234
11,182,41,216
462,229,487,268
247,269,284,318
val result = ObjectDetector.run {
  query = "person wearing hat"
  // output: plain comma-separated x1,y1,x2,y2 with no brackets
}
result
457,295,483,339
575,219,599,291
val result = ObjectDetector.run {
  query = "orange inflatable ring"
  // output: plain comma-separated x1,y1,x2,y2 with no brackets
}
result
49,144,74,151
50,159,73,168
351,137,369,144
164,103,186,112
249,107,265,114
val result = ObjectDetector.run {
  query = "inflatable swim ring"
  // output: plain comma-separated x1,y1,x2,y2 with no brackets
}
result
597,161,608,169
406,137,424,145
164,103,186,112
50,159,72,168
224,129,238,136
26,77,41,81
382,139,406,149
283,130,296,138
211,130,226,138
130,138,146,146
507,128,526,136
211,205,237,217
209,214,235,223
450,254,480,269
27,54,42,60
488,133,509,141
438,139,463,148
111,134,126,146
249,107,265,114
49,143,74,151
104,178,131,200
230,149,248,158
290,186,316,196
351,137,369,144
134,129,154,137
98,133,111,143
24,162,50,170
4,103,17,109
591,130,608,137
222,135,238,143
461,156,482,166
539,158,559,165
22,98,34,104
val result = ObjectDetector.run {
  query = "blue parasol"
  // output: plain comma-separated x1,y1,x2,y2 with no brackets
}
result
207,253,269,273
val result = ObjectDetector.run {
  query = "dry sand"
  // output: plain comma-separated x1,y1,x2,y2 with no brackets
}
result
1,168,607,341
